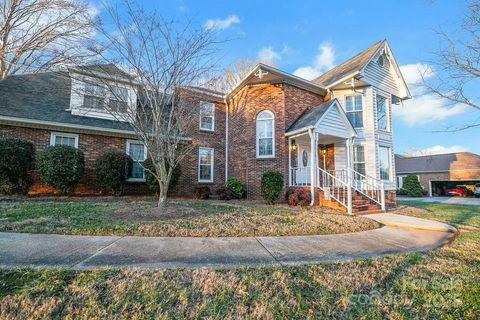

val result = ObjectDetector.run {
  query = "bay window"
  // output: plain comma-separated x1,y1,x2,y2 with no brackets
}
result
353,144,365,178
377,95,388,131
379,146,391,180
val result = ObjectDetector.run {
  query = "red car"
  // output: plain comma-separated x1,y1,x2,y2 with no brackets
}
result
445,187,467,197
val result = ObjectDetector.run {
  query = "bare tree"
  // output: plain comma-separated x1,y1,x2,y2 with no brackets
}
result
0,0,97,80
424,0,480,130
73,1,218,207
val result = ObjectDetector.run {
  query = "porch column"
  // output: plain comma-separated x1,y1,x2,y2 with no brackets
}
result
288,137,292,186
346,137,353,215
308,129,316,206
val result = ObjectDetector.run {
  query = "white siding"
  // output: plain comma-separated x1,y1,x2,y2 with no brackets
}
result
315,104,352,138
334,140,347,171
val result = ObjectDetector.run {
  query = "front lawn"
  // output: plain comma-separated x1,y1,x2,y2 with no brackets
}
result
0,198,379,237
0,202,479,318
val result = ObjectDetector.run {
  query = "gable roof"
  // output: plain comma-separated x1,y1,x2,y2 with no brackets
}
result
313,40,384,87
0,72,135,133
395,152,480,173
286,98,355,137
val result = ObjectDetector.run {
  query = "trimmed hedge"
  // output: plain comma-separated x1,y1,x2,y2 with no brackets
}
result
400,174,423,197
261,171,284,205
95,151,132,195
287,188,311,207
226,177,246,199
36,145,85,195
0,138,34,194
143,158,181,193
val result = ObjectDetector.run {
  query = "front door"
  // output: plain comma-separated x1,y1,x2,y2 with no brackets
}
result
296,145,311,185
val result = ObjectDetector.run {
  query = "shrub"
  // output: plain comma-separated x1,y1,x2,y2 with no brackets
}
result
143,158,181,193
226,177,246,199
287,188,311,207
216,186,234,200
36,145,84,195
261,171,284,205
95,151,132,195
193,185,210,200
0,138,34,194
401,174,423,197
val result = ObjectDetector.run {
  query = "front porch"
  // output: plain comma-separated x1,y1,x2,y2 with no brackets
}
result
285,99,386,214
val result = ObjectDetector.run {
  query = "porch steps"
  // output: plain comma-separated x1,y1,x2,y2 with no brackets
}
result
318,187,384,215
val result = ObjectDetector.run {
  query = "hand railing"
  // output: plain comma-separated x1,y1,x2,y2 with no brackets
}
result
350,169,385,209
318,167,348,209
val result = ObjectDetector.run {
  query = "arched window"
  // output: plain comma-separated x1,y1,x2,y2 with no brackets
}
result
256,110,274,158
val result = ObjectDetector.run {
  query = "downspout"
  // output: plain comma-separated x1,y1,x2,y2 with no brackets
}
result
225,98,229,182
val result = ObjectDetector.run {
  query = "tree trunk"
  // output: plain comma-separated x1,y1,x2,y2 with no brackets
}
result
157,181,169,208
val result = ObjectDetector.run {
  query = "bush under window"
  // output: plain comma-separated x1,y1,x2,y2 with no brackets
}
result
143,158,181,193
193,185,211,200
261,171,284,205
226,177,246,199
0,138,34,194
216,186,233,200
36,145,84,195
95,151,132,195
400,174,423,197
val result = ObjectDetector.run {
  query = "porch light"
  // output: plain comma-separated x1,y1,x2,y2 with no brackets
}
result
322,147,327,155
291,140,297,151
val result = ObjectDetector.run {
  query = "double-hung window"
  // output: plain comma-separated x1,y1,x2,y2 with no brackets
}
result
50,132,78,148
84,83,106,110
376,95,388,131
379,146,391,180
200,102,215,131
109,86,129,113
127,140,147,181
198,147,214,182
345,95,363,128
353,144,366,178
256,111,274,158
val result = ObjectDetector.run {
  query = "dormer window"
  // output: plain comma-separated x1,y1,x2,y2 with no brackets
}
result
84,83,105,110
83,83,129,113
109,86,129,113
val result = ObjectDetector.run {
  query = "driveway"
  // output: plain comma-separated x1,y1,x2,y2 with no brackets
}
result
0,214,456,269
398,196,480,206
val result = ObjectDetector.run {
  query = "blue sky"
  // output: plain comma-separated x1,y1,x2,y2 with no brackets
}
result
107,0,479,155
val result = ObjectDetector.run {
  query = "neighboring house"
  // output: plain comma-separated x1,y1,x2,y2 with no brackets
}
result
395,152,480,196
0,39,410,213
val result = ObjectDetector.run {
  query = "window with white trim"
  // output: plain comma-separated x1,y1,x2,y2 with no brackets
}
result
84,83,106,110
353,144,365,177
345,95,363,128
376,95,389,131
84,83,129,113
379,146,391,180
198,147,214,182
256,110,274,158
200,102,215,131
50,132,78,148
108,85,129,113
126,141,147,180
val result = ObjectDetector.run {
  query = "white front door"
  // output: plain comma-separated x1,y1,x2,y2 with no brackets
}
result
296,146,311,185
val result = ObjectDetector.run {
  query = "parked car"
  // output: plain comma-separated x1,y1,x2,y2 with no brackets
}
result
445,187,468,197
474,183,480,198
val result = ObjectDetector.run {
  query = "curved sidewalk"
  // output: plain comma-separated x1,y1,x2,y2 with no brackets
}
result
0,214,457,269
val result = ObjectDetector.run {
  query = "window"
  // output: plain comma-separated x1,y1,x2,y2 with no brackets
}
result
376,95,388,131
200,102,215,131
50,132,78,148
377,55,384,67
379,146,391,180
256,111,274,158
108,86,129,113
353,144,365,177
84,83,105,110
126,141,147,181
198,147,214,182
345,95,363,128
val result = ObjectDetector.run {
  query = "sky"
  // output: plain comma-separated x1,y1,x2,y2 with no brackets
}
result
98,0,479,156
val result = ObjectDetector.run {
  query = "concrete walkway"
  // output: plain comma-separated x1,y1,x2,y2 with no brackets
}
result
0,214,457,269
398,196,480,206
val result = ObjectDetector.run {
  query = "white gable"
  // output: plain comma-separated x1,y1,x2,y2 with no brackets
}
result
361,42,410,99
315,101,355,139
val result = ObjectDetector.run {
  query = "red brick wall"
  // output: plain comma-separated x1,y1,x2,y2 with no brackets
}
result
227,83,324,200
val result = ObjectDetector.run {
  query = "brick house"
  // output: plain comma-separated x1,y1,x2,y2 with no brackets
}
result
395,152,480,196
0,39,410,213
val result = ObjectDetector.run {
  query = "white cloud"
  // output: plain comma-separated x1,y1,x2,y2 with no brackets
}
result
257,46,281,66
293,42,335,80
408,145,469,156
204,15,240,30
394,63,467,125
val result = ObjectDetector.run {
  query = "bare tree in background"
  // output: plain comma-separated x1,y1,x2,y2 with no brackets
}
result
74,1,218,208
0,0,97,80
424,0,480,130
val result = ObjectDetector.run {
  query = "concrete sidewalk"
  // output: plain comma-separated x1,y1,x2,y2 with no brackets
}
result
0,214,457,269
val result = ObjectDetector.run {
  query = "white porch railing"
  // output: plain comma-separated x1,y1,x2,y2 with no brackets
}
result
350,169,385,211
317,167,349,209
290,166,312,186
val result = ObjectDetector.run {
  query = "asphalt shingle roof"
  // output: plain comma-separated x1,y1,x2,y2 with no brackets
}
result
0,72,134,131
313,40,384,87
395,152,480,173
286,99,337,133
